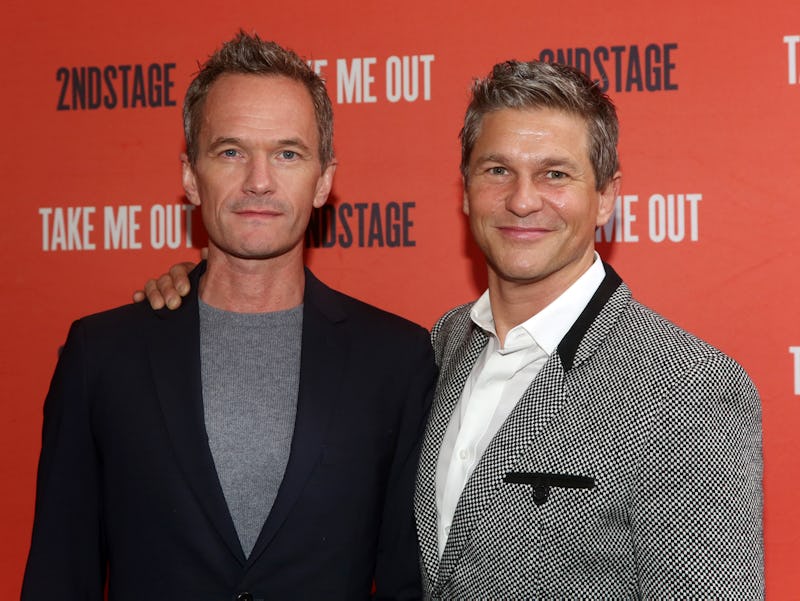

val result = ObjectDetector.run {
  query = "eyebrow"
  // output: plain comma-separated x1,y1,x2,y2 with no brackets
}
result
274,137,314,154
207,137,243,151
475,152,581,172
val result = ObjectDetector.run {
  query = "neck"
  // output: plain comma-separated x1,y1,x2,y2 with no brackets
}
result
199,248,305,313
488,257,595,345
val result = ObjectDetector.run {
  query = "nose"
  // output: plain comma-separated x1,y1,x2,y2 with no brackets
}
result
505,177,543,217
243,155,274,196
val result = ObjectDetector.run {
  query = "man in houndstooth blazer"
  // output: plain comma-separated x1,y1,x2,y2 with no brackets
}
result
414,60,763,599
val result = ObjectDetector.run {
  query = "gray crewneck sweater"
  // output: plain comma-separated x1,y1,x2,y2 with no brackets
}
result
199,300,302,557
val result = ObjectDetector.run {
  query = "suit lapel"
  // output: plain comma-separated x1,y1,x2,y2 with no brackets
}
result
435,354,567,588
557,263,624,371
148,262,246,563
246,270,347,566
416,317,488,588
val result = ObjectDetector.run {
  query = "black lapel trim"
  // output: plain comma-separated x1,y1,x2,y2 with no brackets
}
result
556,262,623,372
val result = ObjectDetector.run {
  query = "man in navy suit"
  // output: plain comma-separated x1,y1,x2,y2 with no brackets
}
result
22,32,435,600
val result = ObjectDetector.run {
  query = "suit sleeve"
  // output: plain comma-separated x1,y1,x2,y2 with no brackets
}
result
21,320,106,599
632,353,764,599
372,328,436,601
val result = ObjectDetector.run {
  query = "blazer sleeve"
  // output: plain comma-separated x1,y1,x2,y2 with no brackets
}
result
21,320,106,599
372,327,436,601
632,353,764,598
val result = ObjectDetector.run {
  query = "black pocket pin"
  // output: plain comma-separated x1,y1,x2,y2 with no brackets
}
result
504,472,596,505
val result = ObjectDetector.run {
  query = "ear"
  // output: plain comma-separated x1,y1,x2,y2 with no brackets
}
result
313,161,337,209
596,171,621,227
181,153,201,207
462,177,470,216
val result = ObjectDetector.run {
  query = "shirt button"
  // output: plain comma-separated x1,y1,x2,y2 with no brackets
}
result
458,449,469,460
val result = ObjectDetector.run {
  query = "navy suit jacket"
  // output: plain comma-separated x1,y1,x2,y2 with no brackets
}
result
23,264,436,601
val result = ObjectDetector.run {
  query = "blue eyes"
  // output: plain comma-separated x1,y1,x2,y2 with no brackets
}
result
219,149,299,160
486,167,568,180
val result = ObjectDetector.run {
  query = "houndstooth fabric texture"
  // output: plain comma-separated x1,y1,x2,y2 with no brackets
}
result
414,265,764,600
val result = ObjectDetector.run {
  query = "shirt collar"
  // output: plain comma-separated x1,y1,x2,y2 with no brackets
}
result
471,254,606,355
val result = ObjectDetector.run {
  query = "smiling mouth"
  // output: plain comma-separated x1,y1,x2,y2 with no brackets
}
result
497,225,551,239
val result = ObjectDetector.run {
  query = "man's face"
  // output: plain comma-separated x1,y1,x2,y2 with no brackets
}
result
182,73,335,264
463,107,618,295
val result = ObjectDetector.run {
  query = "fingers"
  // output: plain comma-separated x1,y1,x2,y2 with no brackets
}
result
144,278,167,310
136,260,198,310
157,275,181,310
169,262,194,298
149,262,195,310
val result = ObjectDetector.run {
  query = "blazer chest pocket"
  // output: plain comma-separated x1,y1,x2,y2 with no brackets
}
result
504,471,595,506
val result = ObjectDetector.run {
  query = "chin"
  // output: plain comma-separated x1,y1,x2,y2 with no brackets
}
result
239,249,288,260
490,264,548,285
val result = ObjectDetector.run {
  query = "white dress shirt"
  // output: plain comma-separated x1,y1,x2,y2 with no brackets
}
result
435,257,606,557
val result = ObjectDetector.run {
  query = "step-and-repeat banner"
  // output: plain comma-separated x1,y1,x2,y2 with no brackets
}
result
2,0,798,596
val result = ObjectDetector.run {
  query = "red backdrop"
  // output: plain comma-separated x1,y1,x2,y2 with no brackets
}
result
2,0,798,596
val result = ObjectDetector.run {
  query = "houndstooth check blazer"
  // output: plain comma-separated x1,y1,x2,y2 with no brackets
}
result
415,264,764,600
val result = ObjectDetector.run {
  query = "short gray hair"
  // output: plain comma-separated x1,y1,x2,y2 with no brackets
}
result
460,60,619,190
183,31,334,168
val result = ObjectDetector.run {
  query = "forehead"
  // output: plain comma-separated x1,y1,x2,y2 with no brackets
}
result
199,73,318,143
472,107,590,159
